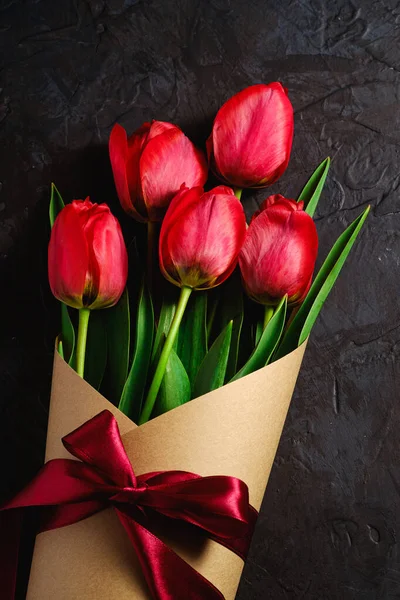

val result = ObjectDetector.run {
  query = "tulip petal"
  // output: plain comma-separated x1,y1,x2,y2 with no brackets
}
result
48,202,90,308
251,194,300,222
159,187,201,286
212,83,294,188
109,123,149,222
160,187,247,290
259,194,300,212
211,185,235,196
147,120,177,140
140,128,208,221
87,208,129,309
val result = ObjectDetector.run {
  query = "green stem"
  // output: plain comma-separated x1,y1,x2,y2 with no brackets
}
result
147,221,157,290
263,306,274,330
76,308,90,378
234,188,243,200
139,285,192,424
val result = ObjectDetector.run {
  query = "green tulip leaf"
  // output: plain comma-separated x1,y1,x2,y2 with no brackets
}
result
216,274,244,381
298,157,330,217
230,296,287,382
276,206,370,357
193,320,233,399
151,292,177,364
237,296,261,371
57,338,64,359
206,288,220,342
152,349,191,417
119,282,154,422
103,289,130,405
60,303,76,366
255,320,263,347
84,311,107,390
49,183,65,228
176,291,208,386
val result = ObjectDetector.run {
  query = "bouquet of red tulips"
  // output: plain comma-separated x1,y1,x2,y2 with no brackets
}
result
2,84,368,600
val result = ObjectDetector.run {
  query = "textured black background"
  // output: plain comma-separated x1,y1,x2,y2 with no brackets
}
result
1,0,399,598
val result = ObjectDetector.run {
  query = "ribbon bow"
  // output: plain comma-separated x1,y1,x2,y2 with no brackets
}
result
1,410,257,599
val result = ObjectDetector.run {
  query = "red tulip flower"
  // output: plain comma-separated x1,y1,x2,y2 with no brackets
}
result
239,195,318,307
109,121,208,223
49,198,128,378
48,198,128,310
159,185,247,290
140,185,247,424
207,83,294,190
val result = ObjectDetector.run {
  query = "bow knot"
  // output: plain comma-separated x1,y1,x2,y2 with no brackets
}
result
110,485,148,505
1,410,257,600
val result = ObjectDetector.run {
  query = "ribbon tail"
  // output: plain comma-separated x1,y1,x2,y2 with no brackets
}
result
115,508,225,600
209,505,258,560
0,509,23,600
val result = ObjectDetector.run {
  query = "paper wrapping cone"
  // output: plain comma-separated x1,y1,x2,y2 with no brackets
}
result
27,341,307,599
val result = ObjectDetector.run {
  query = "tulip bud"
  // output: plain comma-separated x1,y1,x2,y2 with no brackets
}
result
48,199,128,310
109,121,208,223
239,195,318,306
159,185,247,290
207,83,294,189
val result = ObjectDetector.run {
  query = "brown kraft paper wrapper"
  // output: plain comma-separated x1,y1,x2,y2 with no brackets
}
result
27,340,307,600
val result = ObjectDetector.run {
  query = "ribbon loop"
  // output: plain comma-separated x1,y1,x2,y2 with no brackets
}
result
0,410,257,600
62,410,137,488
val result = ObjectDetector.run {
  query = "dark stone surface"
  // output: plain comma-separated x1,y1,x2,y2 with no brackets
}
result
0,0,399,597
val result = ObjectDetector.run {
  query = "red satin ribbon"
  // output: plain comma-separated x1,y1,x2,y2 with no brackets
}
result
0,410,257,600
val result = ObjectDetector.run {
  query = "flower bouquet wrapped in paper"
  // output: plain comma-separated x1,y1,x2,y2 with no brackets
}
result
1,83,369,600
